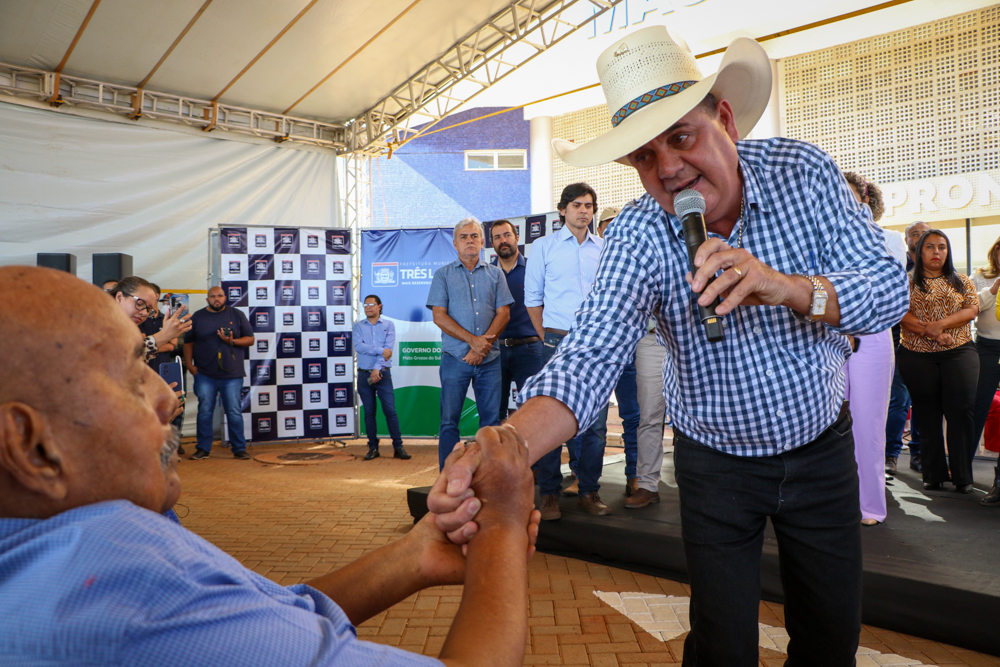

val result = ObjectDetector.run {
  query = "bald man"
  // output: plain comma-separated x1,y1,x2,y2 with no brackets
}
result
0,266,538,667
183,286,254,460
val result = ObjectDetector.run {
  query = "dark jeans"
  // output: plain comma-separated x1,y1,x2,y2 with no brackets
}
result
674,407,861,667
357,368,403,451
193,374,246,453
885,359,920,458
535,332,607,496
499,340,544,423
897,343,979,486
438,353,501,469
592,360,640,478
972,336,1000,455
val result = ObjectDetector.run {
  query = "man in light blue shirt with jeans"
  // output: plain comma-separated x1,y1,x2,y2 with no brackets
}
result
354,294,409,460
427,218,513,469
524,182,609,519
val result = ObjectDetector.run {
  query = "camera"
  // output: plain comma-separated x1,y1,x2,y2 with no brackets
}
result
222,327,233,338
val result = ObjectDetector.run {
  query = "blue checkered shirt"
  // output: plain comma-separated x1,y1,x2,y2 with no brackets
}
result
426,257,514,363
0,501,441,666
519,138,909,456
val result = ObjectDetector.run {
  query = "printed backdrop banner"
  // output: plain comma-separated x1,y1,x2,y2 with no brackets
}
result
359,217,563,438
219,226,355,442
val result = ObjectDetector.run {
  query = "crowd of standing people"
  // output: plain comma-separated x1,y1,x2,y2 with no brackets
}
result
842,173,1000,511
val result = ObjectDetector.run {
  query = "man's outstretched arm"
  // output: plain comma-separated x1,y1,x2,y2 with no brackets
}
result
306,431,540,667
304,513,465,626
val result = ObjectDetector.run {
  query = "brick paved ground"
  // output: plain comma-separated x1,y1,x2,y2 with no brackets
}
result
176,437,999,667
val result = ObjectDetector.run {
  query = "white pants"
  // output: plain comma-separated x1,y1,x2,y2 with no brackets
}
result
635,332,667,492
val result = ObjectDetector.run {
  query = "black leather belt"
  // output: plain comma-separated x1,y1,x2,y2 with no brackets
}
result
544,328,569,336
499,336,540,347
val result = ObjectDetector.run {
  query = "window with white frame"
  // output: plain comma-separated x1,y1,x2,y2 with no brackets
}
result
464,150,527,171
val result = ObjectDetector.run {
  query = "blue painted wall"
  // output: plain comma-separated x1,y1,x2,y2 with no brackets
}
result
371,107,531,228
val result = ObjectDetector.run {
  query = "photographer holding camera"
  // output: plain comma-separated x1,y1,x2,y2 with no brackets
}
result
183,286,254,460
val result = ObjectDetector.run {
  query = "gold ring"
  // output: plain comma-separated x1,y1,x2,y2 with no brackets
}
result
733,266,743,279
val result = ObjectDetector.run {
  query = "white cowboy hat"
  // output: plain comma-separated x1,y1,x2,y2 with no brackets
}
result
553,26,772,167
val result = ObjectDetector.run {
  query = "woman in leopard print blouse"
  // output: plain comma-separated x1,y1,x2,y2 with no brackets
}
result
897,230,980,493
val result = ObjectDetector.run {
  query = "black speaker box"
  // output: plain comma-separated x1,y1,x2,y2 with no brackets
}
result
37,253,77,275
92,253,134,287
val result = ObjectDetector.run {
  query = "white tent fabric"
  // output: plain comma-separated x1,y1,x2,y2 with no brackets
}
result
0,101,338,289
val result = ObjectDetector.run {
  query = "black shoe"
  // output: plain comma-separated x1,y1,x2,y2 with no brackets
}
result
363,449,380,461
189,449,209,460
393,447,411,460
956,484,974,494
178,445,186,456
923,482,943,491
909,454,922,473
884,456,897,475
233,450,251,460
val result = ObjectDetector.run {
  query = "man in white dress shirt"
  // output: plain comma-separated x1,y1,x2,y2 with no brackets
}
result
524,183,609,519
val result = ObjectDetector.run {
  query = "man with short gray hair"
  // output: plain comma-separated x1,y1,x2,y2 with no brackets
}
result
427,218,513,469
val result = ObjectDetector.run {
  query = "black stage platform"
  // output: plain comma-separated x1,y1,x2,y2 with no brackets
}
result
408,451,1000,656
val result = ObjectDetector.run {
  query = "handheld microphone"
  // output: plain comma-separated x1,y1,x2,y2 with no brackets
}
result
674,189,725,343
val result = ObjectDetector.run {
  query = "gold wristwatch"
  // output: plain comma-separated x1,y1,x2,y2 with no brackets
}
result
792,274,828,323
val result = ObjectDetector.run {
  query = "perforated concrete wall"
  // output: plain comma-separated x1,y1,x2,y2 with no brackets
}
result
782,6,1000,188
552,104,647,211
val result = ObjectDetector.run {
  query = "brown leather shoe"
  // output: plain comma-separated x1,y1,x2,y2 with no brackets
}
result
578,492,611,516
624,488,660,509
539,494,561,521
625,478,639,496
562,480,579,497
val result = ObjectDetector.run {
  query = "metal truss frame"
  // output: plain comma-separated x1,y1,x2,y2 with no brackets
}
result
347,0,622,155
0,0,620,157
342,154,372,303
0,62,348,150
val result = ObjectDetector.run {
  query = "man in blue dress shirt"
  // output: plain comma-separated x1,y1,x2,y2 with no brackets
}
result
427,218,513,469
489,219,543,424
353,294,409,460
0,265,539,667
524,182,611,519
430,27,908,667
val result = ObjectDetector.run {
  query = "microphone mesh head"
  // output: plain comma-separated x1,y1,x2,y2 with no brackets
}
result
674,189,706,217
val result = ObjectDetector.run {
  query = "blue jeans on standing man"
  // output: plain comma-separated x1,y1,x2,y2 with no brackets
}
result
536,331,608,497
591,359,640,479
438,353,501,469
193,374,246,454
498,339,544,423
886,361,920,459
357,368,404,452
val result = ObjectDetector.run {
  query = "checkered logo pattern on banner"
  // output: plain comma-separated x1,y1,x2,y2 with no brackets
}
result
222,227,355,441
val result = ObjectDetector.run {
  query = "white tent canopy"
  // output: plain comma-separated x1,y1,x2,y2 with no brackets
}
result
0,0,516,124
0,100,337,289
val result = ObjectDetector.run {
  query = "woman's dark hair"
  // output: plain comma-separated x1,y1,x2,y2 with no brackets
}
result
913,230,964,294
109,276,154,298
843,171,884,222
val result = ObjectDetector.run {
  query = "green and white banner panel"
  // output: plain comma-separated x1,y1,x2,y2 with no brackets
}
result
360,217,561,438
